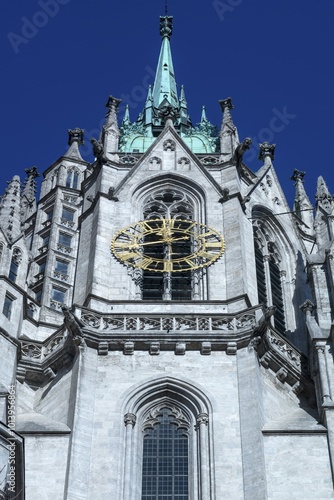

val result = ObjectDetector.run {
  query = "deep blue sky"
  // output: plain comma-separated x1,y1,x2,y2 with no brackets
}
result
1,0,333,207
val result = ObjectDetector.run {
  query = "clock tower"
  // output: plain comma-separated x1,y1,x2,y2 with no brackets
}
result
1,11,334,500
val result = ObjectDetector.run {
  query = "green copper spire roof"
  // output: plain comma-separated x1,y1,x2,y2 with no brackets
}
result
152,16,178,108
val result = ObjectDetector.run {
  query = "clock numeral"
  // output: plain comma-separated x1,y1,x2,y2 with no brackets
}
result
139,257,154,269
164,260,174,272
204,241,223,249
184,258,197,269
197,251,215,260
118,252,138,261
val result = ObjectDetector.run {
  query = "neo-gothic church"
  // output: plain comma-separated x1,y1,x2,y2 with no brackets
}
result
1,12,334,500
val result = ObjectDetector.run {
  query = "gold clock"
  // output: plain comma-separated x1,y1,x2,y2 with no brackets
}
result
111,218,225,272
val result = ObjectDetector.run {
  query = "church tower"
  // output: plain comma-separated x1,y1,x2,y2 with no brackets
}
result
1,11,334,500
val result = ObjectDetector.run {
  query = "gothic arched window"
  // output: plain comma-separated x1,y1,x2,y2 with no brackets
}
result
253,217,286,335
142,189,195,301
66,168,80,190
142,404,190,500
122,378,213,500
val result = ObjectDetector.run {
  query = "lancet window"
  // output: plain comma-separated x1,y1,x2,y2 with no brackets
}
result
253,218,286,334
142,404,190,500
122,379,213,500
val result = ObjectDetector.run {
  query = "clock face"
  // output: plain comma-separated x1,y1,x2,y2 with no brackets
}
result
111,219,225,273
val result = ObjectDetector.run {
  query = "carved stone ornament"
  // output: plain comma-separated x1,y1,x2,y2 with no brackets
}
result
68,128,84,146
124,413,137,427
143,403,190,432
196,413,209,426
163,139,176,152
258,142,276,161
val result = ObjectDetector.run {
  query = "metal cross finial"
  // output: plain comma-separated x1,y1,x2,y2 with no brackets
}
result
165,0,168,15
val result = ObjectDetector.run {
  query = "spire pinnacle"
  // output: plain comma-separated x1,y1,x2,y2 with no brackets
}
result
153,15,178,108
290,169,314,232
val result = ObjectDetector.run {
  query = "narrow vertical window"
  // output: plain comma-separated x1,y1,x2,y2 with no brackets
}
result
142,407,189,500
3,294,14,319
8,248,22,283
9,260,19,282
66,170,79,189
269,259,285,334
253,226,285,334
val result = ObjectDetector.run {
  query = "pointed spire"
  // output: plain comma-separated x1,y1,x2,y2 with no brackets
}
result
316,176,333,209
152,15,178,108
64,128,85,161
103,96,122,155
144,86,154,132
219,98,239,160
122,105,131,126
290,169,314,233
314,176,334,249
201,106,208,123
0,175,23,241
21,166,40,222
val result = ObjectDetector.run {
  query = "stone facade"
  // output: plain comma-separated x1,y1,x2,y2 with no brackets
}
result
1,13,334,500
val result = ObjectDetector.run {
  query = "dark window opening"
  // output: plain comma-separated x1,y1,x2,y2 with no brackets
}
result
9,260,19,283
142,407,189,500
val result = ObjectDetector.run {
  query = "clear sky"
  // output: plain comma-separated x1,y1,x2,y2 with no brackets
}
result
1,0,333,207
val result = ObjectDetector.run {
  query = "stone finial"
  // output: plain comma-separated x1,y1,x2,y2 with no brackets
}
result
68,128,84,146
22,166,40,202
290,169,305,183
160,15,173,39
219,97,233,113
105,95,122,114
258,142,276,162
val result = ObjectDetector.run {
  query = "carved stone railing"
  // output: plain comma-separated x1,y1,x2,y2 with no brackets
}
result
60,218,75,228
57,244,72,254
79,310,257,333
53,270,69,282
21,330,66,361
50,299,65,311
266,329,302,370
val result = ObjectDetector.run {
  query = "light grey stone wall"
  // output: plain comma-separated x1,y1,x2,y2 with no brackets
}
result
24,435,69,500
264,434,334,499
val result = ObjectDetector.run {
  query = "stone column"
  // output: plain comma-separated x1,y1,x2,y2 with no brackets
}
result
315,343,333,406
123,413,136,500
197,412,210,500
